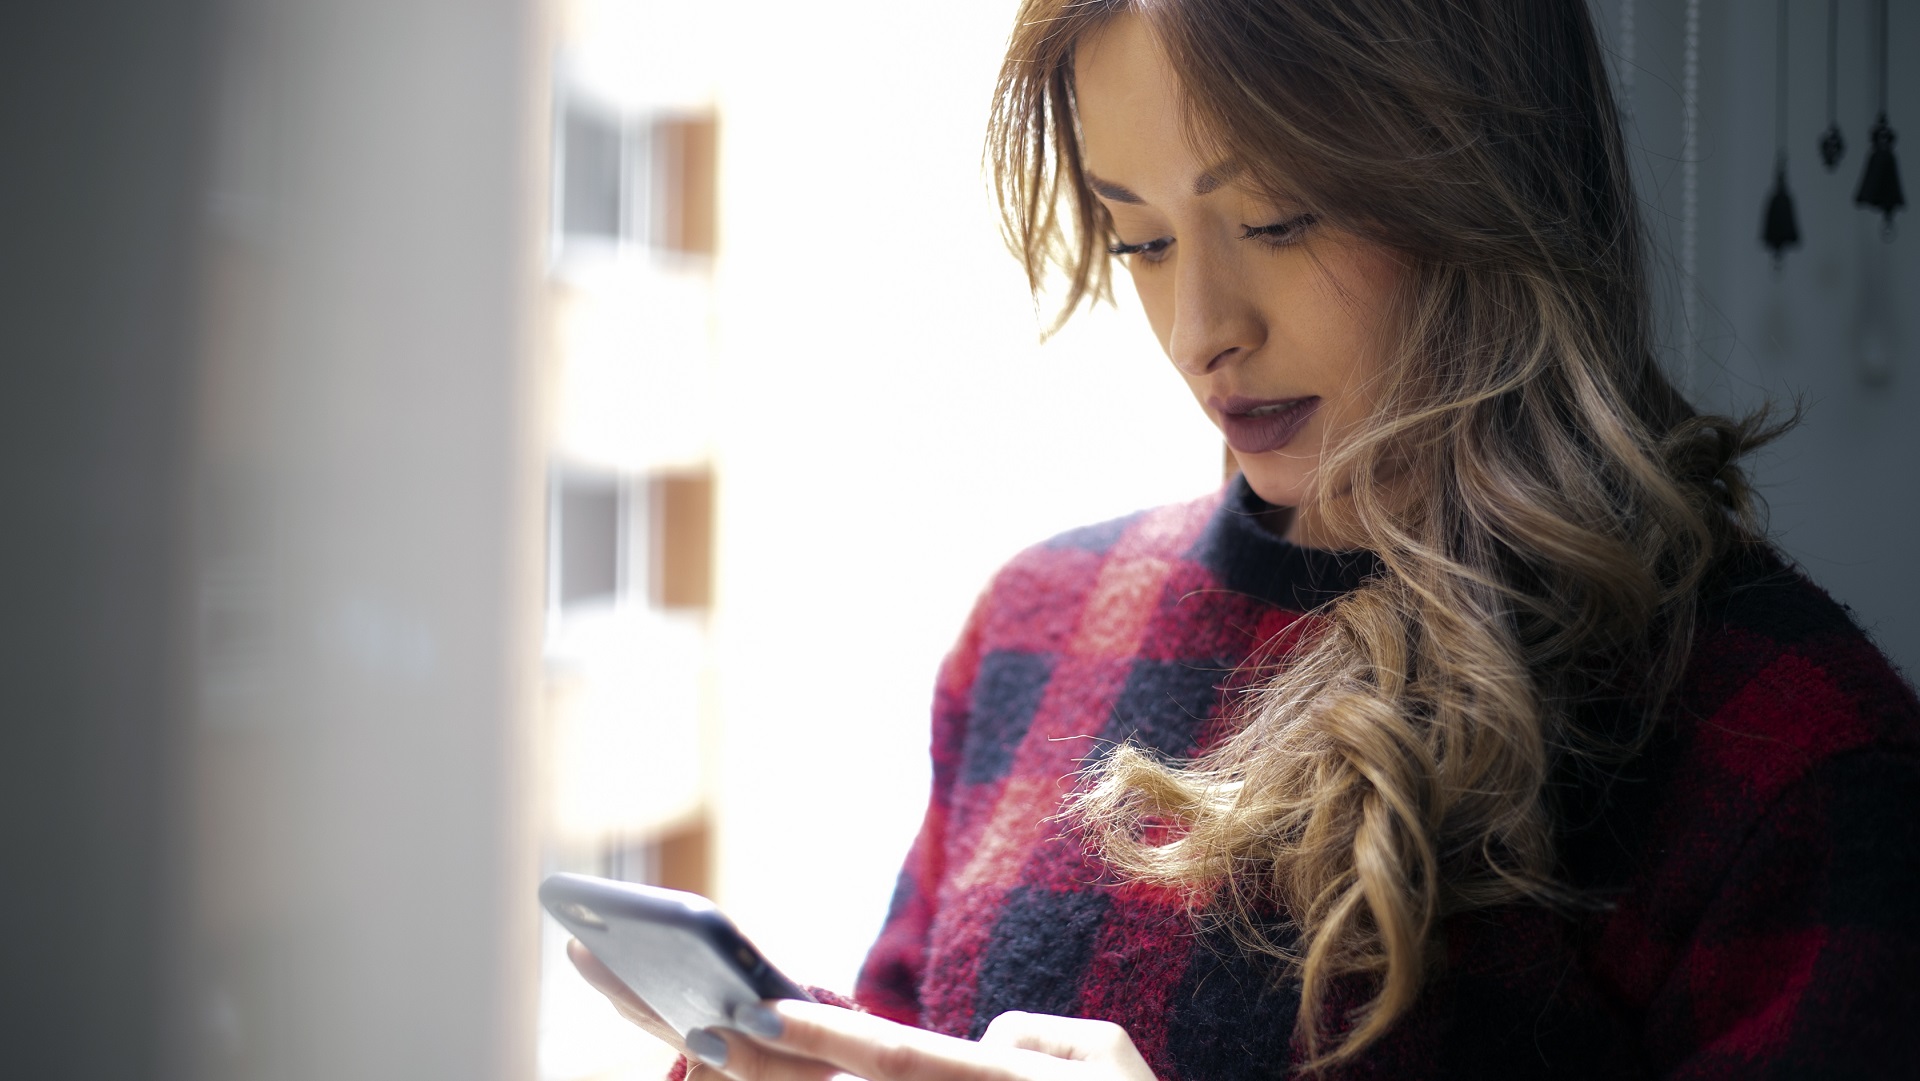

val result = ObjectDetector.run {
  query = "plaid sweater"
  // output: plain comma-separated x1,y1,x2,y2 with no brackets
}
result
852,477,1920,1079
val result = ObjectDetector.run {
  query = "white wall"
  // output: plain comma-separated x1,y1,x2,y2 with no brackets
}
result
0,4,215,1077
1599,0,1919,673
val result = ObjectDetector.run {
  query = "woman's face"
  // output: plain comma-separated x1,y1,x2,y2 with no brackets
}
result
1073,14,1406,546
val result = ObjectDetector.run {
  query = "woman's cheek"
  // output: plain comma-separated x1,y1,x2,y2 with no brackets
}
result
1127,267,1175,353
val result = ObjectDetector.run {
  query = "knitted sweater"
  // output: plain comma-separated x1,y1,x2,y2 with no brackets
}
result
852,477,1920,1079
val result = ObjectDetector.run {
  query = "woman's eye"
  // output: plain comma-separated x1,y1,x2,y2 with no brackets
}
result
1239,213,1318,247
1107,236,1173,265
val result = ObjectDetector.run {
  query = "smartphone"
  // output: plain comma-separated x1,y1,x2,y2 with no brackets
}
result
540,872,815,1040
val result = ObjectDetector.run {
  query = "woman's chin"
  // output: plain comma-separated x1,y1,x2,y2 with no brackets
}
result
1233,456,1313,511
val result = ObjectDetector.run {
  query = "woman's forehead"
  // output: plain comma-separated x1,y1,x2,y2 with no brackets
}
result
1074,16,1307,214
1073,13,1200,189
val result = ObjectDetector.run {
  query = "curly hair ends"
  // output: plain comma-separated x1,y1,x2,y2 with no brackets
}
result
993,0,1790,1068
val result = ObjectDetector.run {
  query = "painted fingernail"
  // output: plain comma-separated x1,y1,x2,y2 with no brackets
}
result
685,1027,729,1068
733,1002,784,1039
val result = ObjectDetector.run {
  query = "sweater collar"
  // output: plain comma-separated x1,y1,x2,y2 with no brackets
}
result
1188,474,1381,612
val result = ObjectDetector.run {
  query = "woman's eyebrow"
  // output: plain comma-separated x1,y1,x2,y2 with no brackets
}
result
1191,160,1243,195
1085,172,1144,204
1085,160,1244,204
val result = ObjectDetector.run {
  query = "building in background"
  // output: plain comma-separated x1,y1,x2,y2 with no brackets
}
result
537,6,721,1077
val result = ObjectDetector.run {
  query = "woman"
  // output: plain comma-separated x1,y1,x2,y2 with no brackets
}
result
574,0,1920,1076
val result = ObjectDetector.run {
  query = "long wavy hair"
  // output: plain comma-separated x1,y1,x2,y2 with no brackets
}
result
989,0,1783,1068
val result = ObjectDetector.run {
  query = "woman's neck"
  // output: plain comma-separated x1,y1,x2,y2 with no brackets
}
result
1276,504,1358,552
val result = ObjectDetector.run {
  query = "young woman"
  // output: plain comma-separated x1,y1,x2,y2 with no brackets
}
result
574,0,1920,1076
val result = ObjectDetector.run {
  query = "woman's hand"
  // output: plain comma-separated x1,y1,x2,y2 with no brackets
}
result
686,999,1159,1081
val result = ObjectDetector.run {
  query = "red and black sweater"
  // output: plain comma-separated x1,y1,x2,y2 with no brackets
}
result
853,477,1920,1079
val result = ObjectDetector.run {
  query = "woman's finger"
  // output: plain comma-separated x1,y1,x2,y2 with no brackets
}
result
680,1025,847,1081
730,1000,1068,1081
976,1013,1155,1078
979,1012,1083,1059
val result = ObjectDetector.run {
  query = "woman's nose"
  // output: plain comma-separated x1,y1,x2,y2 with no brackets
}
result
1167,245,1266,377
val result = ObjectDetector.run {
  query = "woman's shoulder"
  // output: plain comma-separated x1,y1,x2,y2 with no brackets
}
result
974,475,1375,630
1006,487,1228,570
1564,546,1920,1061
932,489,1229,691
969,487,1230,621
1668,544,1920,803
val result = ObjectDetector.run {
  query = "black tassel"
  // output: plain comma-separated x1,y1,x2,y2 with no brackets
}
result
1856,0,1904,237
1763,0,1799,267
1855,113,1905,235
1820,0,1845,170
1764,163,1802,266
1821,124,1846,171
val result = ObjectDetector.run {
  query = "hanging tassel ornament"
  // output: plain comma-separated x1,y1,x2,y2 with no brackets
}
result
1819,0,1845,169
1859,117,1906,233
1763,0,1801,266
1855,0,1904,236
1765,161,1802,265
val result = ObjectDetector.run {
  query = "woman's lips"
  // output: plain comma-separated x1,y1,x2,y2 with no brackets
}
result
1213,395,1322,454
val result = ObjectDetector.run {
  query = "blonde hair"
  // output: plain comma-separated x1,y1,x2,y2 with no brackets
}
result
988,0,1784,1067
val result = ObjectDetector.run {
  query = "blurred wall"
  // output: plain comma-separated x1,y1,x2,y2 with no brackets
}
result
0,4,215,1078
1,1,549,1079
182,1,549,1079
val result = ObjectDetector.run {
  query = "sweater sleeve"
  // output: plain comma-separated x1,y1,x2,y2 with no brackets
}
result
1650,749,1920,1079
851,590,990,1026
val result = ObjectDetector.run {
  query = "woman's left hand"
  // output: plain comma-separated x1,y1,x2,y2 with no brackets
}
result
686,1000,1158,1081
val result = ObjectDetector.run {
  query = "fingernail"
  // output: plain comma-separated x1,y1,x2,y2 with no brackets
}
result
685,1027,729,1068
732,1002,784,1039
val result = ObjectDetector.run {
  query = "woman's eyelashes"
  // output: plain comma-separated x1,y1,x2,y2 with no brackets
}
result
1240,213,1317,247
1107,235,1173,262
1108,213,1318,266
